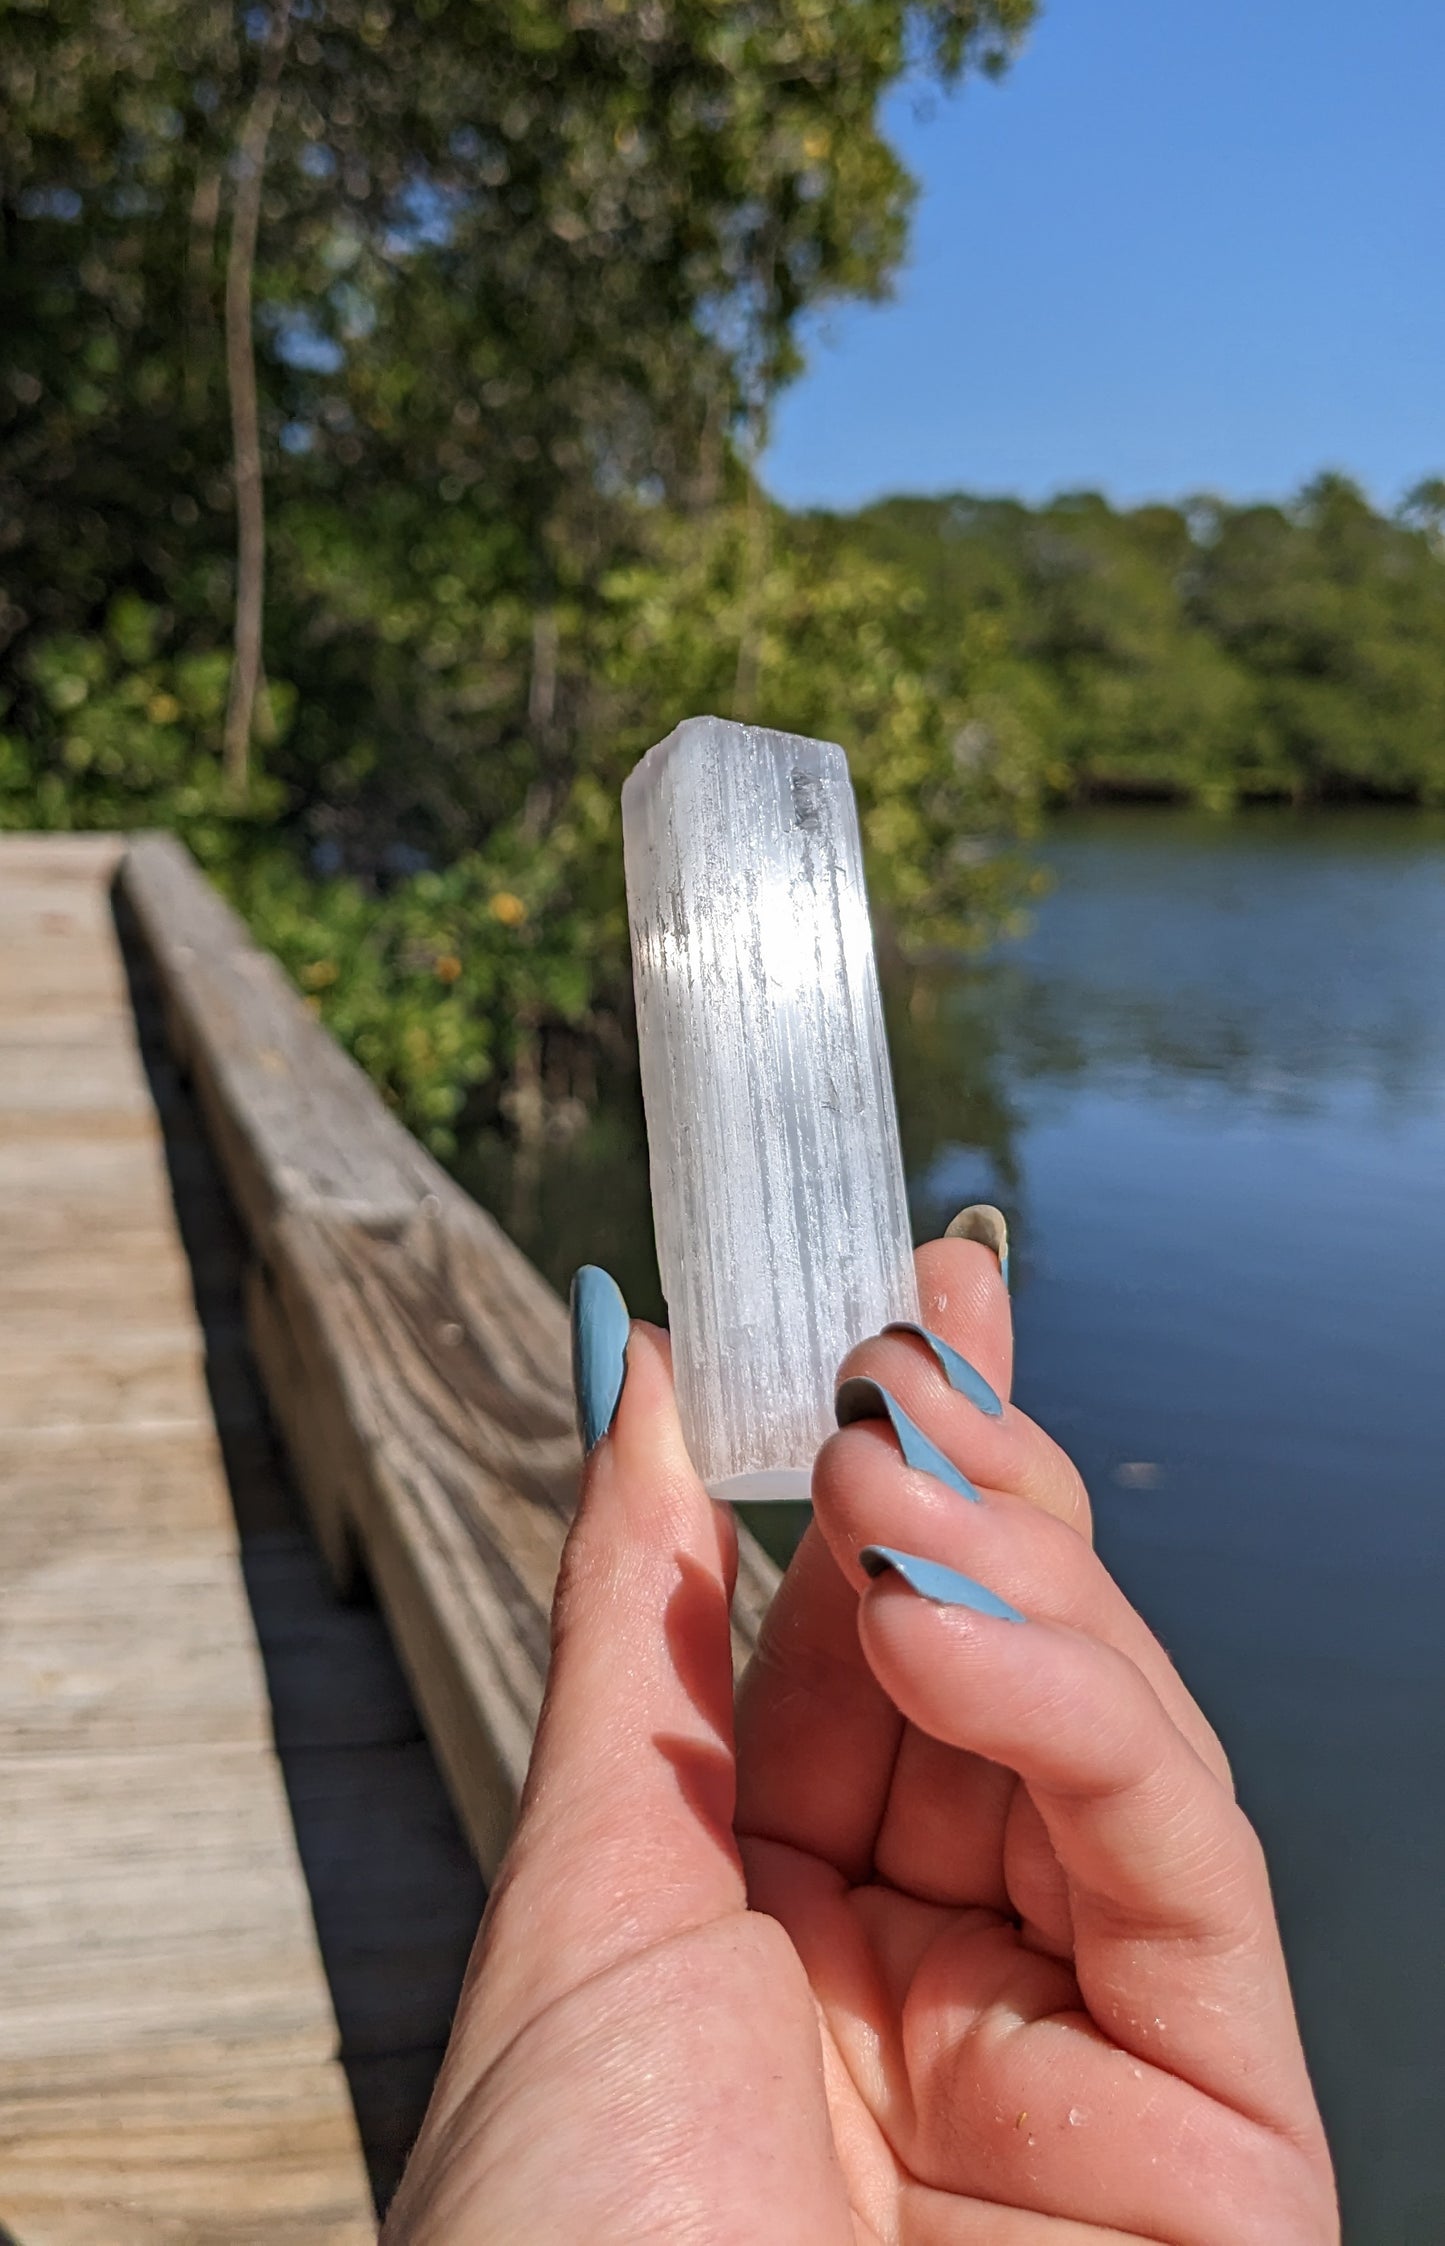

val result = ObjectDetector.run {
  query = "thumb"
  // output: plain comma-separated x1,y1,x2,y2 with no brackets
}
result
457,1268,744,2066
919,1205,1014,1403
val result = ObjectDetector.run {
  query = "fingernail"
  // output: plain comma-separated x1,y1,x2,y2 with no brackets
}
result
883,1324,1003,1418
944,1203,1010,1290
570,1265,630,1453
835,1377,981,1503
860,1545,1026,1621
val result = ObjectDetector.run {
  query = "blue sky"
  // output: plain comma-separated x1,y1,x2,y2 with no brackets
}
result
764,0,1444,513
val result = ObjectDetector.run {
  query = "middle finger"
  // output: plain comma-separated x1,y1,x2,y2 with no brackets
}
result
812,1398,1231,1783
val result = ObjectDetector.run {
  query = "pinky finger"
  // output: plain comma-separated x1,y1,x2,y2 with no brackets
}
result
856,1547,1330,2164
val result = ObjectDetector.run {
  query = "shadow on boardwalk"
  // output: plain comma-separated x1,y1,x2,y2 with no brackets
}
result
115,887,485,2215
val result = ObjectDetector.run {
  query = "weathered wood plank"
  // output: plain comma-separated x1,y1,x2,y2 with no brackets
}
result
0,1430,239,1560
0,1035,152,1108
119,831,782,1881
0,1250,197,1322
0,1550,273,1753
118,835,470,1233
119,868,495,2205
0,831,125,876
0,938,130,1010
0,1134,180,1229
0,1062,154,1145
0,1745,341,2082
0,1330,215,1434
0,836,376,2240
0,2064,375,2246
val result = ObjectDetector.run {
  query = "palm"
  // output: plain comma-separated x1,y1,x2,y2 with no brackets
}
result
388,1248,1334,2246
731,1238,1334,2245
742,1753,1143,2241
737,1547,1328,2244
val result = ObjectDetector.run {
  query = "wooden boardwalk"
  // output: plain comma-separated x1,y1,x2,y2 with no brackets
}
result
0,837,388,2241
0,829,775,2239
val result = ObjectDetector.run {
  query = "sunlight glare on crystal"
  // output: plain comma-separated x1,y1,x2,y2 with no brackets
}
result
622,715,918,1497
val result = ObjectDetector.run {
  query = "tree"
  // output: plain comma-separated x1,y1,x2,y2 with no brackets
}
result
222,0,291,785
0,0,1044,1146
841,479,1445,810
1194,476,1445,801
2,0,1038,816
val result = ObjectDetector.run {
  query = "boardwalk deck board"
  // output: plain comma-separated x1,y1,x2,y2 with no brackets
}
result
0,2067,376,2246
119,831,781,1882
0,837,375,2243
1,828,782,2231
0,1548,274,1753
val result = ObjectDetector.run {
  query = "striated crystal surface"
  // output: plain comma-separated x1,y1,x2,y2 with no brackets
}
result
622,715,919,1500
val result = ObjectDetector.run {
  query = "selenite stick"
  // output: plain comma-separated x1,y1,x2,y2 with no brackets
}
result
621,714,919,1501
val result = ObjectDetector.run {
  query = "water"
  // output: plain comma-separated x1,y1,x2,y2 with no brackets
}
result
938,811,1445,2246
463,807,1445,2241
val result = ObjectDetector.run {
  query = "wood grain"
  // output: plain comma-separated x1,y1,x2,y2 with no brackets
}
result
119,832,782,1881
0,1550,273,1752
0,836,375,2243
0,825,786,2230
0,1745,343,2082
0,2066,374,2246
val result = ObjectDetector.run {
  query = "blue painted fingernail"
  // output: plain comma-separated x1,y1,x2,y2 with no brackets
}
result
570,1266,630,1453
943,1204,1011,1291
883,1324,1003,1418
860,1545,1026,1621
835,1377,981,1503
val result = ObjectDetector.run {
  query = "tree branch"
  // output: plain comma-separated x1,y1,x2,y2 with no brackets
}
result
222,0,290,790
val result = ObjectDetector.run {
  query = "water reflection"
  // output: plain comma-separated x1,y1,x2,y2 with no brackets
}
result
1000,807,1445,1109
458,956,1029,1321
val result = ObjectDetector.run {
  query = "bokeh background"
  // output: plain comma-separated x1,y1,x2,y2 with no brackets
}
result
4,4,1443,2235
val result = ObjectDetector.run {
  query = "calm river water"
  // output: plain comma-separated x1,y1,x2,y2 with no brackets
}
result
466,808,1445,2242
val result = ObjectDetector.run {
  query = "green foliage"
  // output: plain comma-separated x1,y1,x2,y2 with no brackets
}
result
841,480,1445,808
19,1,1442,1172
1,594,286,845
0,0,1039,1150
599,502,1045,950
1192,476,1445,803
235,495,1049,1149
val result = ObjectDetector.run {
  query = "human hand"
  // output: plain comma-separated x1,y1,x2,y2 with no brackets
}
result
383,1232,1336,2244
737,1231,1336,2242
381,1289,852,2244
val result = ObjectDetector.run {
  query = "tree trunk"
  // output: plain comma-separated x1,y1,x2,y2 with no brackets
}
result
184,163,222,419
528,604,559,734
732,439,771,720
222,0,290,791
506,1007,546,1238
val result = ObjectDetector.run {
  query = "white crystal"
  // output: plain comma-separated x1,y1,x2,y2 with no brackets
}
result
622,715,919,1500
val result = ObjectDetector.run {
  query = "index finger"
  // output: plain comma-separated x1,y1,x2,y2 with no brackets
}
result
455,1313,744,2091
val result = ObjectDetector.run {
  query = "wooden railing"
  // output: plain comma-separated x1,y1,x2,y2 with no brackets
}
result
118,835,779,1877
